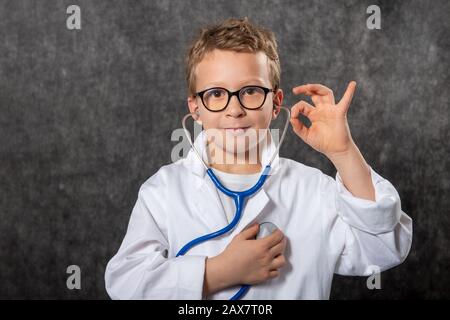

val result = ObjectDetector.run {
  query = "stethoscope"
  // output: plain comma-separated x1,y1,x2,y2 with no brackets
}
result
176,106,290,300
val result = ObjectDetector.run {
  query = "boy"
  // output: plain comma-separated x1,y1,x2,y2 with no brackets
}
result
105,17,412,299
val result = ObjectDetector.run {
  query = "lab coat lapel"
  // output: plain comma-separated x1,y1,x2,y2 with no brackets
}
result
183,132,229,231
192,177,230,231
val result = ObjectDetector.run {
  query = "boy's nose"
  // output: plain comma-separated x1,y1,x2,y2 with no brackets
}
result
227,95,246,118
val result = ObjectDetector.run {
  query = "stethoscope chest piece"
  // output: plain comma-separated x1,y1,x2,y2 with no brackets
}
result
256,222,279,239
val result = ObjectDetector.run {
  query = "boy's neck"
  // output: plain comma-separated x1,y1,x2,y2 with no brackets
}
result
210,162,262,174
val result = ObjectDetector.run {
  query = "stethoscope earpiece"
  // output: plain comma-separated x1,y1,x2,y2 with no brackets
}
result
193,111,202,125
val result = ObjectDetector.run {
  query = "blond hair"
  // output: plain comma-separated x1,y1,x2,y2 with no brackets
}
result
185,17,281,96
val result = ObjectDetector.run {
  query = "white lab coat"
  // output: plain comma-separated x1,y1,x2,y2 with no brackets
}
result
105,131,413,300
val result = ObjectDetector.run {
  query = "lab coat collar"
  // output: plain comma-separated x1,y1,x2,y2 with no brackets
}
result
181,130,281,233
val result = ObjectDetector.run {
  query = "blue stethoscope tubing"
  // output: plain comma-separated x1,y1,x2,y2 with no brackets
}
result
176,106,291,300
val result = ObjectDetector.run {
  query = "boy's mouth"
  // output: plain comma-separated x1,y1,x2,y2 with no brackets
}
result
223,126,251,135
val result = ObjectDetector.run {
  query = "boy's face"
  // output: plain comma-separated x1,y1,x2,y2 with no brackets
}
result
187,49,284,157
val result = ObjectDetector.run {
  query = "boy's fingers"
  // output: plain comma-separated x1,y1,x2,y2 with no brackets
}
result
290,100,314,119
263,229,284,248
293,83,330,96
292,84,335,105
270,254,286,270
337,81,356,112
239,223,260,239
290,101,313,141
290,117,308,141
270,237,287,257
268,270,279,278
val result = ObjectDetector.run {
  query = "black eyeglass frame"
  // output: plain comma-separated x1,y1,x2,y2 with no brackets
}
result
194,85,276,112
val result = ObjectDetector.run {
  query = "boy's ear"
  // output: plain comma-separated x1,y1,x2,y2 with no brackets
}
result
271,88,284,120
187,95,202,124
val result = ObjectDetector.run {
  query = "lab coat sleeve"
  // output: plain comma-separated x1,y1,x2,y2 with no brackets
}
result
322,166,413,276
104,186,207,299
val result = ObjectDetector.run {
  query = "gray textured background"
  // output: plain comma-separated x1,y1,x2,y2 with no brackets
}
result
0,0,449,299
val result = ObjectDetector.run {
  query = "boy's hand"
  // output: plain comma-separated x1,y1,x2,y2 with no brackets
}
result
290,81,357,159
218,223,287,286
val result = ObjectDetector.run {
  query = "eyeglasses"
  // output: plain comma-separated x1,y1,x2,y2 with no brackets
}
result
194,85,276,112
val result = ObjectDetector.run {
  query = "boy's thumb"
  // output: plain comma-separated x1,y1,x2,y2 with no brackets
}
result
239,223,259,239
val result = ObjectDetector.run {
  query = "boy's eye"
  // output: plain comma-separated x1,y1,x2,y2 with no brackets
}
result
243,87,257,95
205,89,226,99
242,87,263,96
212,90,223,97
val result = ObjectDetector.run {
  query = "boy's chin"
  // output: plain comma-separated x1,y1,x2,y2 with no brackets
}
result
219,135,262,151
205,128,270,163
